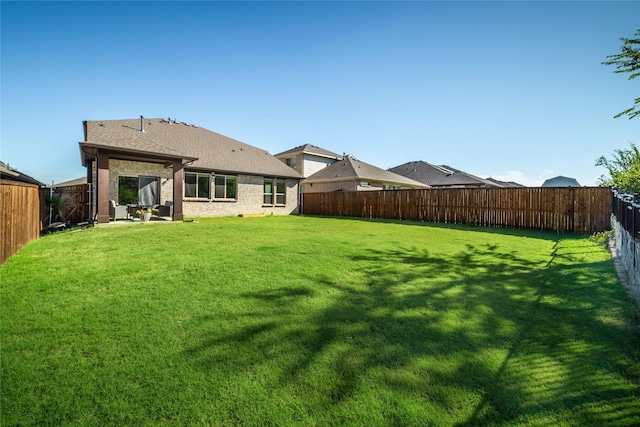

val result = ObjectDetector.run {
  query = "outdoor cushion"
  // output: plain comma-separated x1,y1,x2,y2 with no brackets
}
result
152,201,173,217
109,200,128,220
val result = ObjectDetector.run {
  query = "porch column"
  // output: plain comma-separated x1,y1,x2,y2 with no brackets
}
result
172,161,184,221
96,153,110,224
86,159,94,222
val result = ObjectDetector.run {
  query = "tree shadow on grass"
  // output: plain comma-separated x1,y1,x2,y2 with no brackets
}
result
181,234,640,425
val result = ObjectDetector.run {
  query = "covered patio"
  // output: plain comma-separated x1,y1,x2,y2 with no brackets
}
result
80,142,197,224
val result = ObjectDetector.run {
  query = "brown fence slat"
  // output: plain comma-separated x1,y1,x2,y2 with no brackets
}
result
1,180,44,265
52,184,90,224
301,187,612,234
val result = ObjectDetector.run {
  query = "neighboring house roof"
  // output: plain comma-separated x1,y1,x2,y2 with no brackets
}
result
0,161,44,186
80,118,302,179
541,176,581,187
53,177,87,188
485,177,526,188
389,161,500,188
304,155,429,188
275,143,342,160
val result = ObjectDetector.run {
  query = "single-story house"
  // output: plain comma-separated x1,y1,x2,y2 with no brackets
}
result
79,117,303,223
302,155,429,193
52,177,87,188
389,161,502,188
541,176,581,187
275,144,343,178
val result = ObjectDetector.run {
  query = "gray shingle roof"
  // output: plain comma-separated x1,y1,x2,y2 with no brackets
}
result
541,176,581,187
486,177,526,188
275,144,342,160
0,161,44,186
52,177,87,188
304,155,428,188
81,118,302,179
389,161,500,188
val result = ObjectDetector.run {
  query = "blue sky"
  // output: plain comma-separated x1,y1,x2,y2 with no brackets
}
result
2,1,639,186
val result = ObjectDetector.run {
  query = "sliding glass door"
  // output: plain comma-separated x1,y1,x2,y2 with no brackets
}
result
138,176,158,206
118,176,159,206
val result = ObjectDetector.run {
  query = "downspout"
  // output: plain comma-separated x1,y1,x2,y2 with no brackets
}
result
89,155,97,223
93,153,99,223
49,181,54,226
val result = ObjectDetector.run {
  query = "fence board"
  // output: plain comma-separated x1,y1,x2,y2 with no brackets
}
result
612,189,640,240
302,187,612,234
1,180,45,265
52,184,90,224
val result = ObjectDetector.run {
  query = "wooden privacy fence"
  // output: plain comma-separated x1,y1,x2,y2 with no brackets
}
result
1,180,46,265
301,187,612,234
52,184,90,224
612,189,640,241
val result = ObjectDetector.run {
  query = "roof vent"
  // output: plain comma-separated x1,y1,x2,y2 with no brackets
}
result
434,165,454,175
140,115,145,133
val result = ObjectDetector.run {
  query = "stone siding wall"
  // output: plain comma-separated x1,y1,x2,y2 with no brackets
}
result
101,160,299,217
110,160,173,204
611,214,640,305
184,175,299,217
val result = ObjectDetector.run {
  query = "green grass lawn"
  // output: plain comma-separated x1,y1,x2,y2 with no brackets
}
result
1,216,639,426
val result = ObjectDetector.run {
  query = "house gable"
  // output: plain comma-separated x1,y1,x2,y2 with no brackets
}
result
275,143,342,178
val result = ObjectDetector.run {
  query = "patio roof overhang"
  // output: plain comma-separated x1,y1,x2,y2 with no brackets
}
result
79,142,198,167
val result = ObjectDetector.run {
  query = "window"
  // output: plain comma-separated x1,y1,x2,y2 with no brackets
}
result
263,178,273,204
264,178,286,205
214,175,237,199
185,172,210,199
276,179,286,204
285,156,297,169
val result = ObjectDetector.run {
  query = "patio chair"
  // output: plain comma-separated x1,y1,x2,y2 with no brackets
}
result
109,200,128,221
152,201,173,218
